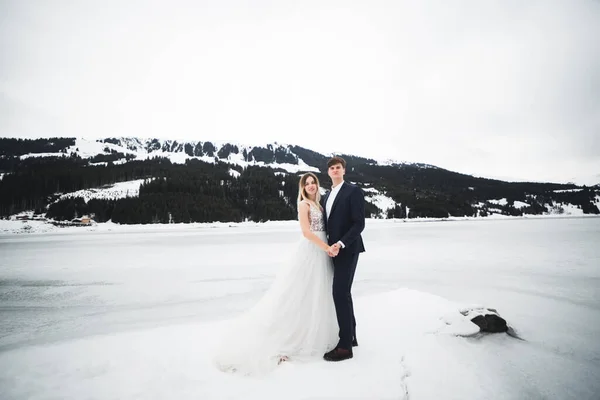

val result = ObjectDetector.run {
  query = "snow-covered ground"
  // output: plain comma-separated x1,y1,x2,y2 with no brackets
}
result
0,218,599,399
3,213,600,236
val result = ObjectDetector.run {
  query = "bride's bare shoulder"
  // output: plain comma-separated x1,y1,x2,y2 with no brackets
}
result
298,200,310,209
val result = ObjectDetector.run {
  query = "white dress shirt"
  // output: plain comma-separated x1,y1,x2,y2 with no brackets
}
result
326,181,344,219
325,181,345,248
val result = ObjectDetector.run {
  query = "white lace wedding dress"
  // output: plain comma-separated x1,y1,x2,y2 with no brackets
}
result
213,202,339,375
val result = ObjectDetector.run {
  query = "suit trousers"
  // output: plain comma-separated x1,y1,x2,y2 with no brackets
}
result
332,250,359,350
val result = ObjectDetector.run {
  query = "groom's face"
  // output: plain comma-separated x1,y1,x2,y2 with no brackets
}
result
328,163,345,180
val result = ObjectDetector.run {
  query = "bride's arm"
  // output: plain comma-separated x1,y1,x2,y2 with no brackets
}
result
298,202,331,252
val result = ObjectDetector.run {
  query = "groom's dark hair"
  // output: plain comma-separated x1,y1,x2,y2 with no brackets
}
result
327,156,346,169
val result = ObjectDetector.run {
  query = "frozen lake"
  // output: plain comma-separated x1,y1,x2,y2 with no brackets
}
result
1,217,599,399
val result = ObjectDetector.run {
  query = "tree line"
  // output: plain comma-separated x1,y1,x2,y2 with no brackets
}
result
1,156,302,223
1,139,599,223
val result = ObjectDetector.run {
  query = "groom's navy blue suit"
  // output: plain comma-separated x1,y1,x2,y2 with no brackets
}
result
322,182,366,350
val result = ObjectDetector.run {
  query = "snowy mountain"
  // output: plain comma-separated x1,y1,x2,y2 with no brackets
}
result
10,136,439,173
1,136,599,223
14,137,317,171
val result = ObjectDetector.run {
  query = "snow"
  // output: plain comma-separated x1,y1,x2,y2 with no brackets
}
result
487,198,508,206
228,169,241,178
0,217,599,399
363,188,397,218
195,139,296,154
53,138,322,174
2,213,599,236
561,203,585,215
73,137,440,173
362,187,378,193
0,219,57,234
554,189,583,193
545,201,585,216
488,209,511,216
69,138,136,158
475,198,597,216
20,152,68,159
513,200,530,209
57,179,147,203
14,138,322,174
221,150,318,173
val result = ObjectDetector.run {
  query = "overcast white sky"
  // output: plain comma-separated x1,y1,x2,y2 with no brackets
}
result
1,0,599,184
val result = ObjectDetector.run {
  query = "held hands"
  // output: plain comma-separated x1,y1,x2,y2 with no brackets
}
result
326,243,341,257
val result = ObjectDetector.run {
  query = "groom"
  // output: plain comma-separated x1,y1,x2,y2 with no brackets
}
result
321,156,366,362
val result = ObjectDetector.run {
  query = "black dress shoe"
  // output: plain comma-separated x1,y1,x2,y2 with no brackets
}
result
323,347,353,362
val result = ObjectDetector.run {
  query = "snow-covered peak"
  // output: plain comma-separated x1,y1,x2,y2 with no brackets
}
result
14,136,442,175
17,137,321,174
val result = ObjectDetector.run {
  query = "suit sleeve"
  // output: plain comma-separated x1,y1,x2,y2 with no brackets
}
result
340,186,366,247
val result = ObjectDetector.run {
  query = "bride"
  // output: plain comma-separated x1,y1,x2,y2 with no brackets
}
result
213,172,339,375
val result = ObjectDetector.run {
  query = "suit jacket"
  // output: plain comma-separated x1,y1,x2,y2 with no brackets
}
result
322,182,366,254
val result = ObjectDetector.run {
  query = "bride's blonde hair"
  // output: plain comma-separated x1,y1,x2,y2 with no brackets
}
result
297,172,321,206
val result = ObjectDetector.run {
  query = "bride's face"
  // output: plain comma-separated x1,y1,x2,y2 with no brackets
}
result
304,176,318,197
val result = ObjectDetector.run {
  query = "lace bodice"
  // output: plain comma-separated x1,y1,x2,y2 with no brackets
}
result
304,201,325,232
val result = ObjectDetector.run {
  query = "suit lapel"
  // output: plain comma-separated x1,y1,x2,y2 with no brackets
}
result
322,191,330,217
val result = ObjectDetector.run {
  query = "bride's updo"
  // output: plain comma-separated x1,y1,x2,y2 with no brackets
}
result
297,172,321,206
